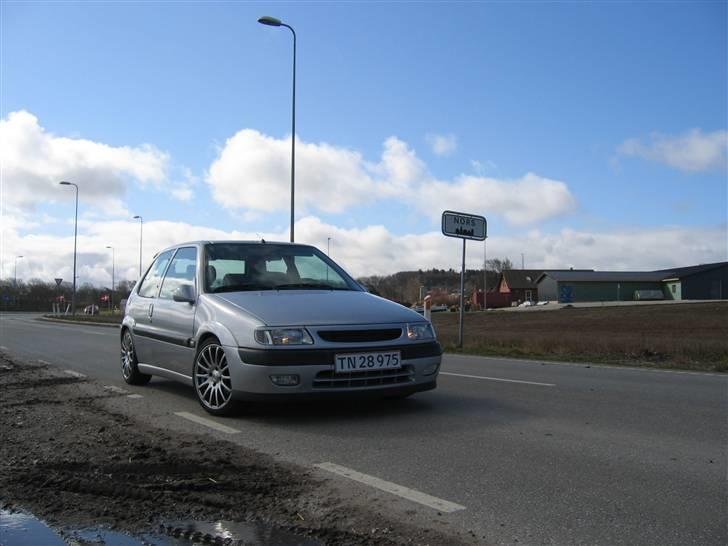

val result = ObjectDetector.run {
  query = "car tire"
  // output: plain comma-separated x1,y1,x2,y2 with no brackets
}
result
120,329,151,385
193,338,240,416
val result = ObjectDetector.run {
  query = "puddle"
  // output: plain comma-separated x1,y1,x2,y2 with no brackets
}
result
0,509,63,546
0,509,320,546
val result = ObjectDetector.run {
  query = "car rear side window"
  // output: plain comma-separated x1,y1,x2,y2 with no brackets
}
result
159,247,197,300
137,250,174,298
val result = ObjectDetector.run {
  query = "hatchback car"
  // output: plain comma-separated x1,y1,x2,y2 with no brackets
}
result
121,241,442,415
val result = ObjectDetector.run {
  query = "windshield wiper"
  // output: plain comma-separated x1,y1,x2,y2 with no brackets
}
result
212,284,274,293
274,283,351,291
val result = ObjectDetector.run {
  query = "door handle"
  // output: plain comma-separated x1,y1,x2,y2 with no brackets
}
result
148,303,154,319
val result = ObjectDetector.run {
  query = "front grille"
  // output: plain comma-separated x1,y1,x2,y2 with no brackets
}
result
313,365,415,389
317,329,402,343
238,341,442,366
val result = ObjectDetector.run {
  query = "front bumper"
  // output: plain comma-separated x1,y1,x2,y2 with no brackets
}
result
223,341,442,398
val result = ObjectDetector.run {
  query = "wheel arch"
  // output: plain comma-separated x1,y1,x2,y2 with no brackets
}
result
194,320,237,349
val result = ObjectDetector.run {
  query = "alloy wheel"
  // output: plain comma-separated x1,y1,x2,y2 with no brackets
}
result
121,331,135,380
195,344,233,410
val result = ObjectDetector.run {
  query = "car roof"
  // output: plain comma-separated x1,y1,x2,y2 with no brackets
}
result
154,240,315,256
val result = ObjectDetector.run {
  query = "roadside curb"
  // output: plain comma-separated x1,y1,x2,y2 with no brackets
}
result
37,317,120,329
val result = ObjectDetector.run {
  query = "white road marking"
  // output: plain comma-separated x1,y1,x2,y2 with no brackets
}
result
63,369,86,378
440,371,555,387
127,394,143,399
38,359,51,365
174,411,240,434
315,462,466,513
104,385,128,394
0,346,8,351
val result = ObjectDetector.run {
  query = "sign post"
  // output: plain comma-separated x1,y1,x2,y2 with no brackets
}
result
441,211,487,348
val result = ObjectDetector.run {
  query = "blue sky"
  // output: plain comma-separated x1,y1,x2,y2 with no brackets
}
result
1,1,726,284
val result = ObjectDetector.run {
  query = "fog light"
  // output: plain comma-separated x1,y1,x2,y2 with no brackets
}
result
422,363,440,376
270,374,300,387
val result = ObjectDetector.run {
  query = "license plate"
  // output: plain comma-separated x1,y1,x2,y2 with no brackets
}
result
334,351,401,373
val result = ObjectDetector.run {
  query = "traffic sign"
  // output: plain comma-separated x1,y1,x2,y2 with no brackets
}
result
441,210,488,349
54,278,63,287
441,210,487,241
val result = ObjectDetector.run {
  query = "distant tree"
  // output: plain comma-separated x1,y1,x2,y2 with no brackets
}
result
116,280,135,300
486,258,513,273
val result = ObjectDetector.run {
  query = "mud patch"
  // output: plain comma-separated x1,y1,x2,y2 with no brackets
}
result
0,353,468,545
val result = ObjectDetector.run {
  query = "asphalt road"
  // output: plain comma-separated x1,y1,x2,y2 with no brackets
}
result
1,312,726,545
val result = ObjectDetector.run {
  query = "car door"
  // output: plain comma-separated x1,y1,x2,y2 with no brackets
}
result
147,246,198,377
127,249,175,364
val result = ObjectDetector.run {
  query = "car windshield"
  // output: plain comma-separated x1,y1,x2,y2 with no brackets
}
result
204,243,361,293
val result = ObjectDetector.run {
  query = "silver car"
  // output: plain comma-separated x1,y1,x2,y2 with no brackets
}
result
121,241,442,415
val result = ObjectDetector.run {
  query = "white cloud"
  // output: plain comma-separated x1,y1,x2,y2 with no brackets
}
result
2,214,724,286
171,186,194,201
0,110,170,212
470,159,498,175
618,129,728,173
415,173,576,226
206,130,575,226
206,130,377,214
426,133,458,156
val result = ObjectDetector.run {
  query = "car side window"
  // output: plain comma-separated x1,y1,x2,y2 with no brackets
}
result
137,250,174,298
159,247,197,300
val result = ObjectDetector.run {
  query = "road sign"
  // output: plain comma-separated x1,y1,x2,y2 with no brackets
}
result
441,210,487,241
441,210,488,348
54,278,63,287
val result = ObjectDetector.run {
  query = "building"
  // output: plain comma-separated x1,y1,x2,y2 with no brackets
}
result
658,262,727,300
536,262,727,303
495,269,543,303
490,268,594,306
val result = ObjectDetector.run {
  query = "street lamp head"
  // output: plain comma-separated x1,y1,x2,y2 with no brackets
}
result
106,246,112,249
258,15,282,26
17,255,23,259
133,215,142,220
59,181,71,185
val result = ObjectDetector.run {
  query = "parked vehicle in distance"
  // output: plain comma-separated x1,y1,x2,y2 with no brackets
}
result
121,241,442,415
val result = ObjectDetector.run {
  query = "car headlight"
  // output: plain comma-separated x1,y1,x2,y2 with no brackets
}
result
406,323,435,340
255,328,314,346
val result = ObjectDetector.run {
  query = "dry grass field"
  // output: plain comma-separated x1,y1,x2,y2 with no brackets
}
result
431,302,728,372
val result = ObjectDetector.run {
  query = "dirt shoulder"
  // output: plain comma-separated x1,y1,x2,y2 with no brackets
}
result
0,353,471,546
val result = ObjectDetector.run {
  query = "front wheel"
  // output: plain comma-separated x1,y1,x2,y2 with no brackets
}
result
193,339,239,416
121,330,151,385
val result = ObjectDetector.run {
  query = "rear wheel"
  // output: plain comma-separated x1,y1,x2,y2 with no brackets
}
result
120,330,151,385
193,338,239,416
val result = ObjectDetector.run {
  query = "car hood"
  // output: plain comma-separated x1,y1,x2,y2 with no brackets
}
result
211,290,423,326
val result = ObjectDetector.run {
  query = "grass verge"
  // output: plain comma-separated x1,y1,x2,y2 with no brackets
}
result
432,302,728,373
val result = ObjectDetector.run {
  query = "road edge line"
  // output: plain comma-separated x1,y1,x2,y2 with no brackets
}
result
314,462,466,513
174,411,240,434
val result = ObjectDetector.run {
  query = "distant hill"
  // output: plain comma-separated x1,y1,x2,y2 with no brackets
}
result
357,268,501,307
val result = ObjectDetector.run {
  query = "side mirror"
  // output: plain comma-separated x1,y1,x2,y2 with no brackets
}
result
172,284,196,304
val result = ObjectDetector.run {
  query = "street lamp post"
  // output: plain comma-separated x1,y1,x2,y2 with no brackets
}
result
59,181,79,316
327,237,331,256
133,215,143,278
106,246,115,313
14,255,23,287
258,15,296,243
